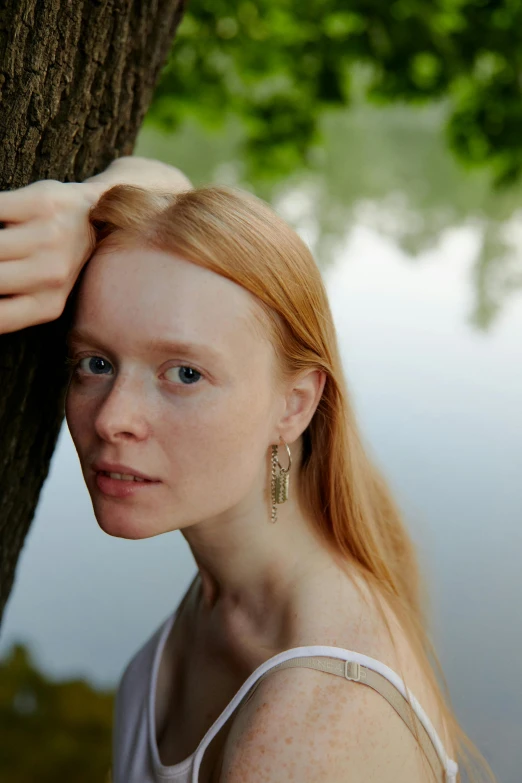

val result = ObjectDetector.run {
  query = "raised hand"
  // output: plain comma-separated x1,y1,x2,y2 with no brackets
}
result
0,179,101,335
0,157,193,335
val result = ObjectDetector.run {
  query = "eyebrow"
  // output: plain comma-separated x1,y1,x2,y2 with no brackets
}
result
65,327,222,362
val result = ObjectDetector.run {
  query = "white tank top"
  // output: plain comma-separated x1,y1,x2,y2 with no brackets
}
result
112,608,459,783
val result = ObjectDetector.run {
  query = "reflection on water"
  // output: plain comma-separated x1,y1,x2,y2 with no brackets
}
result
137,101,522,330
1,108,521,782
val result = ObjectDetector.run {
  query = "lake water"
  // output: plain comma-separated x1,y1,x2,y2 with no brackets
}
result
1,111,521,782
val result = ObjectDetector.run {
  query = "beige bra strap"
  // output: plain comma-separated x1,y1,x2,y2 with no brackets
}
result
240,655,446,783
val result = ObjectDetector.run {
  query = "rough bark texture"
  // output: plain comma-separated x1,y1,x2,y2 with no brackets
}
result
0,0,185,624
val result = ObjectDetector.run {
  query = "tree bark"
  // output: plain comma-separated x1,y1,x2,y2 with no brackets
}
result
0,0,186,624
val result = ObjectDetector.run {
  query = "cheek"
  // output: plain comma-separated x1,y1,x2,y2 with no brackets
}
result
199,381,271,452
166,384,274,506
64,388,93,447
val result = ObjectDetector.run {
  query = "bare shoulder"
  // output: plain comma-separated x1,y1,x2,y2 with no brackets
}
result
219,666,440,783
218,579,452,783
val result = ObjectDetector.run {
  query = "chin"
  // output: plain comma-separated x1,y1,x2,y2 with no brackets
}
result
94,509,160,540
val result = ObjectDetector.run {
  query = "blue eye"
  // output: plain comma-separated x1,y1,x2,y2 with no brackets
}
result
165,366,202,385
78,356,113,375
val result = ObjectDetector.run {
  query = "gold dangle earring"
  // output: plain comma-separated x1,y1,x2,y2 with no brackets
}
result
270,436,292,523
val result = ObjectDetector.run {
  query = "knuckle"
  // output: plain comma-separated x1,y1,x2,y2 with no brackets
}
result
43,295,65,321
34,181,73,221
34,183,62,216
45,260,70,289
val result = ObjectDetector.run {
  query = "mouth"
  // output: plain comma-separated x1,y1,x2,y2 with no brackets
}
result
93,469,162,498
97,470,156,483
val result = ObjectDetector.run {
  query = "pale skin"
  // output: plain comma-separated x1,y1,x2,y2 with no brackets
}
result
0,157,452,782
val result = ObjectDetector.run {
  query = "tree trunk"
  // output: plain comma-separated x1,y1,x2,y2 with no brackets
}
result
0,0,186,624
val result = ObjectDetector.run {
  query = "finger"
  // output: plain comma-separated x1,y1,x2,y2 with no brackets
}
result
0,182,58,223
0,293,62,334
0,257,67,295
0,221,39,260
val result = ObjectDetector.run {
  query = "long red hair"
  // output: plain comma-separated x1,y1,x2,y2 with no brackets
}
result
85,183,496,783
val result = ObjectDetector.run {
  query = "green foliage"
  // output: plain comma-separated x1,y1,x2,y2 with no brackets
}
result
0,644,114,783
146,0,522,185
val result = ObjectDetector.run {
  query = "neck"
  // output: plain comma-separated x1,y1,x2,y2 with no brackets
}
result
181,471,337,644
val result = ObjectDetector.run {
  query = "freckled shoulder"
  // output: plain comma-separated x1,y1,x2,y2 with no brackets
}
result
217,661,441,783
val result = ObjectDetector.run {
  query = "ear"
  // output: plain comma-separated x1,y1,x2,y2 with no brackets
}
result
276,368,326,443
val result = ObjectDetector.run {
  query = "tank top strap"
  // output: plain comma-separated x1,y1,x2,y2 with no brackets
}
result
242,654,451,783
190,648,459,783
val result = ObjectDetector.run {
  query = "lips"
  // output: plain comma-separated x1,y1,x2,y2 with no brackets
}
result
94,470,162,499
92,461,159,482
99,471,152,483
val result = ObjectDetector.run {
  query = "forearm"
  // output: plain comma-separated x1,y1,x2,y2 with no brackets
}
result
82,155,193,202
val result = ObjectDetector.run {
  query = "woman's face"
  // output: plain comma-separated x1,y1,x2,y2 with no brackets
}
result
65,241,285,539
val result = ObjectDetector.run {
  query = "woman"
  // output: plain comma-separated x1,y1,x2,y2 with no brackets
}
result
0,157,495,783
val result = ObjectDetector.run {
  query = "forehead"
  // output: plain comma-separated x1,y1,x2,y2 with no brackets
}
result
71,242,271,361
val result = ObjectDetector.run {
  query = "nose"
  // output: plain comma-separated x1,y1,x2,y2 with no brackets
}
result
94,374,151,443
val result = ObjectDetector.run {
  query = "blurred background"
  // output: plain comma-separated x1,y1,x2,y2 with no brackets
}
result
1,3,521,782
